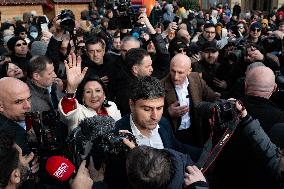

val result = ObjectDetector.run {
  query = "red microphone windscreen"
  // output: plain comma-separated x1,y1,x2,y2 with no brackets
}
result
45,156,75,182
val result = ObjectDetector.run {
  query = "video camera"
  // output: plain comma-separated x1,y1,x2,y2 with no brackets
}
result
197,99,239,130
110,0,143,29
224,37,246,63
67,116,137,169
58,9,75,32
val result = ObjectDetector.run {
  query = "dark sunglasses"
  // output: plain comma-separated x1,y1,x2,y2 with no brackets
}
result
177,48,187,53
251,28,260,32
15,42,27,47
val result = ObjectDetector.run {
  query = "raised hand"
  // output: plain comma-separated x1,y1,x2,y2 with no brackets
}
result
64,53,88,93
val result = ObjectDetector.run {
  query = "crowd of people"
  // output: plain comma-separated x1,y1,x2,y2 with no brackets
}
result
0,0,284,189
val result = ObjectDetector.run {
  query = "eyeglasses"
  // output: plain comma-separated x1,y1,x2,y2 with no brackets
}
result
238,26,244,29
15,42,27,47
177,48,187,53
251,28,260,32
261,23,267,25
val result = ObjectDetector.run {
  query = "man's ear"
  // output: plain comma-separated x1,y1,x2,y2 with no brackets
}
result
129,99,134,111
10,169,21,184
132,65,138,76
273,83,278,93
32,72,40,81
0,100,4,113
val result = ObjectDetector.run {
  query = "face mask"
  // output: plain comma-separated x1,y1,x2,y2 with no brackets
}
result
30,32,38,39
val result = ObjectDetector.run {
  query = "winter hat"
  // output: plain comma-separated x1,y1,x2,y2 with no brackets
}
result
15,26,27,36
7,36,24,52
30,41,47,56
250,22,261,30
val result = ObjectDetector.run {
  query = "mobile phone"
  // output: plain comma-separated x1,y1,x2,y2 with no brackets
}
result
41,23,49,32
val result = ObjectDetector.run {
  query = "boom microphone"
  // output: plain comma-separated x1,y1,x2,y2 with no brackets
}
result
45,156,75,182
78,115,116,141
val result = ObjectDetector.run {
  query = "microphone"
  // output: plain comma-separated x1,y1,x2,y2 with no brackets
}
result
45,156,75,182
78,115,116,141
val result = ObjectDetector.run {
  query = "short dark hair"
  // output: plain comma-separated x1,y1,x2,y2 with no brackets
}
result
125,48,150,71
27,55,53,78
76,75,110,107
86,37,106,50
130,76,165,102
203,23,216,30
0,130,19,188
126,145,173,189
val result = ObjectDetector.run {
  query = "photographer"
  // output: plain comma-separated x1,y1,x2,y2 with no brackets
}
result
137,13,170,79
0,131,38,189
211,66,284,189
236,101,284,186
46,10,75,77
126,145,209,189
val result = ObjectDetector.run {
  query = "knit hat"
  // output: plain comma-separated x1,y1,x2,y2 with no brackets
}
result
15,26,27,36
201,40,218,52
270,123,284,149
6,36,24,52
30,41,47,56
250,22,261,30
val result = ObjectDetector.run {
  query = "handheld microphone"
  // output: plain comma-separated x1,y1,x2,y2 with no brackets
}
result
45,156,76,182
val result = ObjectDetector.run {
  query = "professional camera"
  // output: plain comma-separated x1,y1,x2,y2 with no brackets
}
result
197,99,239,129
225,37,246,63
110,0,143,29
262,35,282,54
25,110,63,157
67,116,137,168
58,9,75,32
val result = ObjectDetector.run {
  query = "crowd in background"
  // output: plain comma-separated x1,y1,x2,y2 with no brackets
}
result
0,0,284,189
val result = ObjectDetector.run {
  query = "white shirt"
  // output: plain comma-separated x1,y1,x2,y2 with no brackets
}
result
175,78,191,130
130,114,164,149
17,121,26,130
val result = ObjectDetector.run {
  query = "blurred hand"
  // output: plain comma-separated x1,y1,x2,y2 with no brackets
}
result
213,78,227,89
71,160,93,189
88,156,104,182
184,165,206,187
120,130,136,149
137,13,150,25
235,100,247,118
65,53,88,93
100,76,109,85
168,101,189,118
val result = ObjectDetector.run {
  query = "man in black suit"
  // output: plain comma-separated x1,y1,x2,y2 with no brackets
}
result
0,77,39,189
115,76,201,161
243,66,284,134
212,66,284,189
0,77,31,153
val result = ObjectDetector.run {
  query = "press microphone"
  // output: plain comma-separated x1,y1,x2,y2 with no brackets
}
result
45,156,75,182
78,115,116,141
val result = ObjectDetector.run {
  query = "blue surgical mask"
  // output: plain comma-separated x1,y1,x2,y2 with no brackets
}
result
30,31,38,39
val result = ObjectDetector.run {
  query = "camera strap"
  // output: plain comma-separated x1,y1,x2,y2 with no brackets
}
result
196,108,239,173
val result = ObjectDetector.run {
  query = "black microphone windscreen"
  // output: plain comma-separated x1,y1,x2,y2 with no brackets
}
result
78,115,116,141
